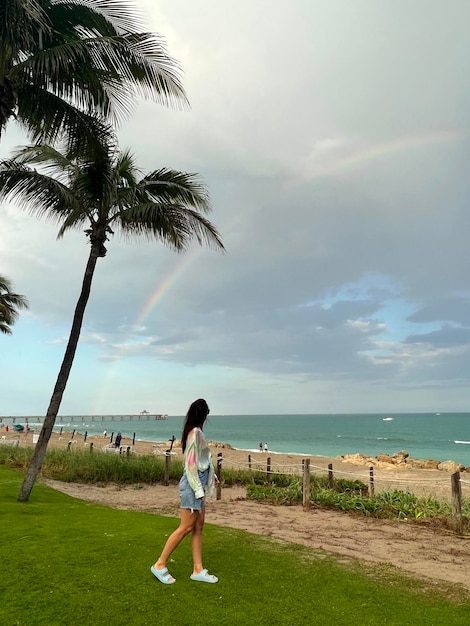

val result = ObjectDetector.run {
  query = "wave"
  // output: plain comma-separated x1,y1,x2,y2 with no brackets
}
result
454,440,470,445
337,434,409,443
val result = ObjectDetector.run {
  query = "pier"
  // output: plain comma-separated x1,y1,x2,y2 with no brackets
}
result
0,414,168,424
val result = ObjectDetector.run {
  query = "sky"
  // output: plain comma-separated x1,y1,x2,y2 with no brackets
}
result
1,0,470,416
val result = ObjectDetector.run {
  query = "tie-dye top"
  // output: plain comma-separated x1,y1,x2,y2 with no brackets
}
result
184,427,216,499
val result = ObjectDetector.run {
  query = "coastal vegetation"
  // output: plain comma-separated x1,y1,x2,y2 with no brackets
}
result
2,465,469,625
1,446,468,532
0,274,29,334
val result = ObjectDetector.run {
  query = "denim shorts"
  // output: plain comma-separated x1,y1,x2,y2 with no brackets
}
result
179,468,209,512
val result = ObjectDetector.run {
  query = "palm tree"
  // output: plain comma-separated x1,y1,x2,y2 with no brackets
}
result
0,274,29,334
0,141,224,502
0,0,187,152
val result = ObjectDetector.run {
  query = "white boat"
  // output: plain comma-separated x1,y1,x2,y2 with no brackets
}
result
382,417,394,421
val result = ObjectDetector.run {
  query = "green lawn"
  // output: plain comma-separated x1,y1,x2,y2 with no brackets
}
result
1,467,469,626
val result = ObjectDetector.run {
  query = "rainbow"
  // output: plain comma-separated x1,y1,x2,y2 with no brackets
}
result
133,245,202,331
90,245,203,413
305,130,463,179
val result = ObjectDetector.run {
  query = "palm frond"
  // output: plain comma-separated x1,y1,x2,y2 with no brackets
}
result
14,44,116,119
0,161,80,226
100,32,188,108
11,144,77,181
45,0,185,104
141,169,211,213
0,273,29,334
0,0,50,53
16,85,117,158
114,202,225,252
49,0,145,36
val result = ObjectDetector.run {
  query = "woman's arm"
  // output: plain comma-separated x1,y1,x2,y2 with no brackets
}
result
184,428,204,498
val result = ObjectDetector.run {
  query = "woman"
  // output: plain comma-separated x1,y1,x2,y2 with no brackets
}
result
151,398,218,585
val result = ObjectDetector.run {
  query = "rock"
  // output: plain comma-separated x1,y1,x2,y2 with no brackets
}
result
208,440,233,449
437,460,466,473
341,453,369,466
390,450,409,465
392,450,410,459
406,458,440,470
376,453,393,464
341,452,466,472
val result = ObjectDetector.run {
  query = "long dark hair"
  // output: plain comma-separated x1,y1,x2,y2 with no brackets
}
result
181,398,210,452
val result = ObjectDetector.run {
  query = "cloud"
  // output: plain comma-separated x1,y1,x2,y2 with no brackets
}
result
2,0,470,414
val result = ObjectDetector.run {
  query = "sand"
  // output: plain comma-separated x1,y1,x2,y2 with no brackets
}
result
5,429,470,591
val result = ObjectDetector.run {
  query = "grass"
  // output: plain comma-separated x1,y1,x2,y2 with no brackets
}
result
1,466,470,626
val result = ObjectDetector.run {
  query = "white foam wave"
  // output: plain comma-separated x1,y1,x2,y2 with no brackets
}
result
454,440,470,445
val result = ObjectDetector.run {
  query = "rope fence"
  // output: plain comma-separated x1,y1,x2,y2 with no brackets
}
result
219,453,469,535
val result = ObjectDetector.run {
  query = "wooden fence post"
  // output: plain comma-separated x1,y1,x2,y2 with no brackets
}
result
451,471,463,534
302,458,311,511
328,463,334,489
266,457,271,484
216,452,223,500
164,452,170,486
369,466,375,497
248,454,252,470
89,442,93,452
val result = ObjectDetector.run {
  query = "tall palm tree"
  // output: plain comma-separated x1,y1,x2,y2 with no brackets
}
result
0,0,187,152
0,274,29,334
0,141,224,502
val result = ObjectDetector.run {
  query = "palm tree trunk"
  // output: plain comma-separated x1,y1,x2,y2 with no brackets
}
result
18,247,100,502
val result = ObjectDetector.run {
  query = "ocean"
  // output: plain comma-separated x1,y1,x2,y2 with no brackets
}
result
5,412,470,466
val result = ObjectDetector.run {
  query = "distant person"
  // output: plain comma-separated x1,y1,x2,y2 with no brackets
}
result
103,430,107,438
264,443,268,453
115,431,122,448
259,442,263,453
151,398,219,585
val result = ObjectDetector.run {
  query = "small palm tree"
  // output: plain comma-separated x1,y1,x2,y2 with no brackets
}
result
0,0,187,152
0,274,29,334
0,141,224,501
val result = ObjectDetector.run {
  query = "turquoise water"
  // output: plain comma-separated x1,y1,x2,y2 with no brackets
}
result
6,412,470,466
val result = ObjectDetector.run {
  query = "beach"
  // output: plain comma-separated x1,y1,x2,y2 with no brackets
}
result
4,429,470,589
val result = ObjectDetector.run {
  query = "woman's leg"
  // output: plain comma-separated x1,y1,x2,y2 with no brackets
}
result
190,506,218,582
154,508,197,577
191,506,206,575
